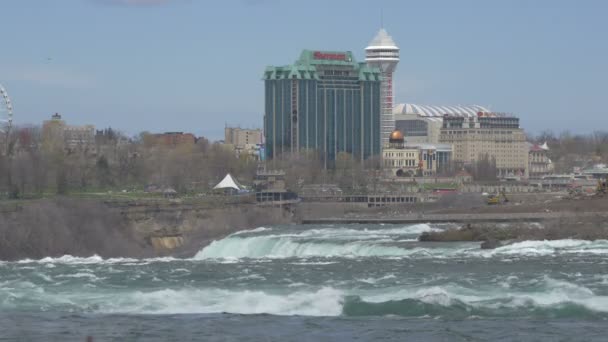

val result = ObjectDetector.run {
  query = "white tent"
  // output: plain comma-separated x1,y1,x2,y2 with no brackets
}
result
213,173,241,191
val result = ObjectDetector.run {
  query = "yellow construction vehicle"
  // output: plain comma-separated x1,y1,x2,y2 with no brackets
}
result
487,188,509,205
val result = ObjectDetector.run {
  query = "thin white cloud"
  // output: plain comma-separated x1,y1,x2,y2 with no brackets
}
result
0,65,97,88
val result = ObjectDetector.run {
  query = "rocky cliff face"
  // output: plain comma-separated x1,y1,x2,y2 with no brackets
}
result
0,199,292,261
119,201,293,257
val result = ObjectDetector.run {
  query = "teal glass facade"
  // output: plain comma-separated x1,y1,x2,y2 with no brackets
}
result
264,50,381,168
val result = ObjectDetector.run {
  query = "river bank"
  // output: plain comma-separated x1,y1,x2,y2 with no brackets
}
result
298,195,608,247
418,217,608,245
0,198,291,261
0,194,606,260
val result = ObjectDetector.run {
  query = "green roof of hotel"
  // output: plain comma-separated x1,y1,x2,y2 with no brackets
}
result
264,50,381,81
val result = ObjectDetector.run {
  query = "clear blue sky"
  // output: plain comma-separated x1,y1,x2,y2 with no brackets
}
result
1,0,606,140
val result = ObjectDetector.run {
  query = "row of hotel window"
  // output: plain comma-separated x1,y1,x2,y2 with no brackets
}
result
442,130,515,135
385,152,416,158
451,141,517,145
369,196,418,203
455,145,522,149
385,153,437,161
385,160,418,167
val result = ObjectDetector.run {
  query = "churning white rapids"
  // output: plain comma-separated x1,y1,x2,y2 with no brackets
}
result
3,223,608,341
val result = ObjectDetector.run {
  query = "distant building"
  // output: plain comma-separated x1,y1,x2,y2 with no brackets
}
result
95,128,121,145
253,169,286,191
42,113,66,148
64,125,95,148
224,126,263,160
583,164,608,179
42,113,95,149
382,129,453,177
224,127,262,147
528,142,554,178
383,130,420,177
149,132,196,148
263,50,382,167
416,143,454,176
393,104,490,144
439,112,528,178
253,168,299,205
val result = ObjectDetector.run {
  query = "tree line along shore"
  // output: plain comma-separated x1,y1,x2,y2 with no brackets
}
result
0,126,607,200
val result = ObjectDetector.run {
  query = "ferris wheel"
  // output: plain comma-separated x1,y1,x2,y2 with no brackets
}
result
0,83,13,136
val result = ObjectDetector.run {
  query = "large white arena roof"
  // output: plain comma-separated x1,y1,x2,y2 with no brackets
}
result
393,103,490,118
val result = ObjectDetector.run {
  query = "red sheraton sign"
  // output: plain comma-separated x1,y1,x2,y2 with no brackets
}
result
313,51,347,61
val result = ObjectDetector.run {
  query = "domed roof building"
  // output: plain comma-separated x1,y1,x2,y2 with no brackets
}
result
383,130,419,177
383,129,454,178
388,129,405,149
389,129,404,143
393,103,490,144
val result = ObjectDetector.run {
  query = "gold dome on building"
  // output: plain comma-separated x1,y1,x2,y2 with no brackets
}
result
389,129,404,143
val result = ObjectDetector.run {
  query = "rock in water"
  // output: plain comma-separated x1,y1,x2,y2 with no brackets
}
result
481,238,500,249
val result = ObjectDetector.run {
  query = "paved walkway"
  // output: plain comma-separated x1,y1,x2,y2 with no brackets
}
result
301,211,608,224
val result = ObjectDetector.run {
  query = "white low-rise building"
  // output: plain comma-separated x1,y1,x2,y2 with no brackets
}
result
528,142,554,178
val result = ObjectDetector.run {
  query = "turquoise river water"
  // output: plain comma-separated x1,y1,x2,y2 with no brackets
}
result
2,223,608,341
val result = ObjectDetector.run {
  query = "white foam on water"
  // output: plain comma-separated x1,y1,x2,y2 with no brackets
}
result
496,275,520,289
214,256,240,264
289,261,339,265
11,237,605,265
483,239,608,257
230,224,438,240
2,269,608,317
413,286,455,306
197,225,608,261
198,233,564,260
356,274,397,284
171,268,191,274
195,224,446,259
8,231,608,271
34,272,54,283
101,287,344,316
234,274,266,281
57,272,102,281
358,276,608,313
374,224,440,235
17,255,131,265
287,282,309,288
11,255,181,265
231,227,272,235
195,237,416,259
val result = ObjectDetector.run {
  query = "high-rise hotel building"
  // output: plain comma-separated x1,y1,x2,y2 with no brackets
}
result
439,113,528,177
263,50,382,168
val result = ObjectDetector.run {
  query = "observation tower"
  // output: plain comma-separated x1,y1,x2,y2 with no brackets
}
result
365,28,399,148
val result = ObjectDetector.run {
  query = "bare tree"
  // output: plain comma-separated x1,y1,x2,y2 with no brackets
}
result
467,153,497,181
